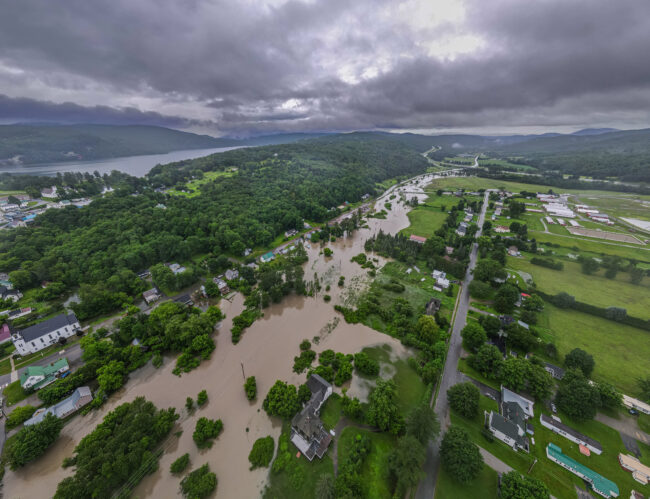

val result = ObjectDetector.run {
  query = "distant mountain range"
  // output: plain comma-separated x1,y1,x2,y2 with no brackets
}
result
0,124,327,166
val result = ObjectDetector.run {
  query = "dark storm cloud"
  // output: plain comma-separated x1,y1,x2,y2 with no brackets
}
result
0,94,202,127
1,0,649,134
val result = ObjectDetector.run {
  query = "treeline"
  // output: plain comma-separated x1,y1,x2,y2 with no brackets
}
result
0,136,428,305
0,170,144,199
537,290,650,331
530,257,563,271
476,170,650,195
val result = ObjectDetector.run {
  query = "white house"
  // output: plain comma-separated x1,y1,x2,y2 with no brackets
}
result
41,186,58,199
12,313,80,356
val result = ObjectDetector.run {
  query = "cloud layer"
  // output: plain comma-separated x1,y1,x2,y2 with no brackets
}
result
1,0,649,135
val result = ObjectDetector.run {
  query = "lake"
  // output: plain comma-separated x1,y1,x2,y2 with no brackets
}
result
0,146,244,178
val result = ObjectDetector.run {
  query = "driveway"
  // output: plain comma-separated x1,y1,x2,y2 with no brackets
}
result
596,412,650,446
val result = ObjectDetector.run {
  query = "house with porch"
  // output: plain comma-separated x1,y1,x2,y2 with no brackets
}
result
20,358,69,391
290,374,333,461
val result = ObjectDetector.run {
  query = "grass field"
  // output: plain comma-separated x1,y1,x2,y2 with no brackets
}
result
537,304,650,394
507,256,649,318
3,380,30,406
478,158,537,172
532,230,650,262
435,464,498,499
638,413,650,434
363,345,430,415
402,193,481,239
337,427,395,498
167,170,236,197
0,357,11,375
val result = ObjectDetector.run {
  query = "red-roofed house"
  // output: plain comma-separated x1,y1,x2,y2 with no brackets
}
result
409,235,427,244
0,323,12,344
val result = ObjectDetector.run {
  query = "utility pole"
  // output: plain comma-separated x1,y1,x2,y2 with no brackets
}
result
241,362,245,380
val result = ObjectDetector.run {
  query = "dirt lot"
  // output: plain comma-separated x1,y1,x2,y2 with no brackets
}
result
567,226,645,244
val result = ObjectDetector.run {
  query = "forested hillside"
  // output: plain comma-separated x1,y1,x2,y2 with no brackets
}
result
0,135,428,298
0,124,238,165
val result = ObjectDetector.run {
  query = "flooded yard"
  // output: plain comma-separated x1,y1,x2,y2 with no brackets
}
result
2,173,441,498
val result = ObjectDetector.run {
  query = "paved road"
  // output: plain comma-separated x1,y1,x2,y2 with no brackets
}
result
596,412,650,445
479,446,512,474
416,190,490,499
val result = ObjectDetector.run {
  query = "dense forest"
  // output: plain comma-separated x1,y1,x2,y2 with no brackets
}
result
0,124,238,165
429,128,650,182
0,135,428,302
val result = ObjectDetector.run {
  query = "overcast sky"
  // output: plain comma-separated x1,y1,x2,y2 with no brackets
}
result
1,0,650,136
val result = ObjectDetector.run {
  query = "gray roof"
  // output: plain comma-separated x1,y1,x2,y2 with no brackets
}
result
17,313,78,343
490,411,528,448
540,414,602,452
502,401,526,430
307,374,331,395
544,362,565,379
25,386,92,426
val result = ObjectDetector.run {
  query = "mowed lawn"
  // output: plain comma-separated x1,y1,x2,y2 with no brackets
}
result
540,304,650,394
507,257,650,318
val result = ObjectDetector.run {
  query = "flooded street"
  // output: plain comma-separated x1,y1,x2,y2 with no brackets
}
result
3,173,441,499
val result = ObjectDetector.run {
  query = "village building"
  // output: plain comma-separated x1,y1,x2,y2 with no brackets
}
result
619,453,650,485
0,285,22,302
431,270,450,289
494,225,509,233
290,374,333,461
486,399,530,452
173,294,194,306
225,269,239,280
409,234,427,244
41,186,58,199
20,358,70,391
168,263,186,275
540,414,602,455
25,386,93,426
260,251,275,263
456,222,468,236
12,313,80,356
508,246,520,257
213,277,230,295
502,386,535,418
0,323,12,344
544,362,565,380
142,288,160,305
546,444,619,498
622,395,650,415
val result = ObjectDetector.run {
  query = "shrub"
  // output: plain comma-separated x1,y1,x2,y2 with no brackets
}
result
197,390,208,406
6,405,36,429
323,294,331,302
180,464,217,498
248,436,275,469
293,349,316,373
170,453,190,474
244,376,257,401
353,352,380,376
299,339,311,351
323,248,333,257
192,417,223,448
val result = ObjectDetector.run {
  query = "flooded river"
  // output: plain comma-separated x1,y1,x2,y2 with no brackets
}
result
3,173,440,499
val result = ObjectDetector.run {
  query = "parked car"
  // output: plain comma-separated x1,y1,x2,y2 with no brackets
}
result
629,408,639,416
551,403,557,414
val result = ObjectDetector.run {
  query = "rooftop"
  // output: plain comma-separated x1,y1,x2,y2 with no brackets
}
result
16,313,78,343
540,414,602,452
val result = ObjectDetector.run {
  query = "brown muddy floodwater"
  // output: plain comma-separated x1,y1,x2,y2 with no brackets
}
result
3,173,442,499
